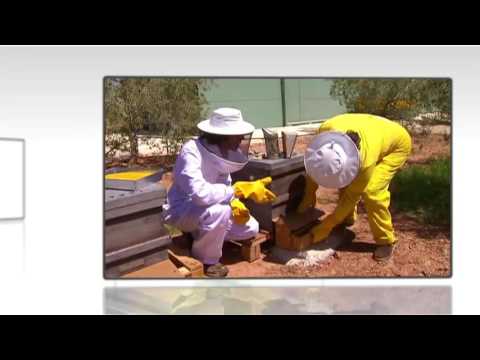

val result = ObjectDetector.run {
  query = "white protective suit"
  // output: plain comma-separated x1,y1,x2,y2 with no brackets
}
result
162,138,259,265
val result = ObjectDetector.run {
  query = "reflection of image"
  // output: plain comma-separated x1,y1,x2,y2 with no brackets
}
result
103,287,451,315
170,288,255,315
0,138,25,220
104,78,451,279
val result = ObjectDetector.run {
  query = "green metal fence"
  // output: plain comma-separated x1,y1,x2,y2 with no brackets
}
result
204,78,346,128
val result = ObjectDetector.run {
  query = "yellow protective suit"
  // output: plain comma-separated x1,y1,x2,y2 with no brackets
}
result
300,113,412,245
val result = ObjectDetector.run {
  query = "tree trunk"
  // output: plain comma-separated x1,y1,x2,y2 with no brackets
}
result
129,133,138,164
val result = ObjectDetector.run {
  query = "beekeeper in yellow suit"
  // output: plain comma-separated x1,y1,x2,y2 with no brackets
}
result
296,113,412,261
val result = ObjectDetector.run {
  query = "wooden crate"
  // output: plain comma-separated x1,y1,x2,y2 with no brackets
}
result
120,248,205,279
229,230,270,263
273,208,323,252
167,249,204,278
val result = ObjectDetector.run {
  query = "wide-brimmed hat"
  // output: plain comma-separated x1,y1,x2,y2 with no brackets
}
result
197,108,255,136
304,131,360,189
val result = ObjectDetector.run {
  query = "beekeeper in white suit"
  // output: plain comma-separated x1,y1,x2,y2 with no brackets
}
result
162,108,277,278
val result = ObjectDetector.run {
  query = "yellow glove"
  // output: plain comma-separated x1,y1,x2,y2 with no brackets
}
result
233,177,277,204
296,175,319,213
230,198,250,225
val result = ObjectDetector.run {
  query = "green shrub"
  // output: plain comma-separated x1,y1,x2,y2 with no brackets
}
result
391,157,451,226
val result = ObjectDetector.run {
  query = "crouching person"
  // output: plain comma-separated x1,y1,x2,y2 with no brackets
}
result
162,108,277,277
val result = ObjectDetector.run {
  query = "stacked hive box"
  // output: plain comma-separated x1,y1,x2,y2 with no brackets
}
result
104,170,171,278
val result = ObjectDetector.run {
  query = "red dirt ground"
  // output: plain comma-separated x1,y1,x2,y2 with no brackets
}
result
222,198,451,278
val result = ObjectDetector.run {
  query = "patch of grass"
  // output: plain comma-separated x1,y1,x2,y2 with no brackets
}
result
391,157,451,226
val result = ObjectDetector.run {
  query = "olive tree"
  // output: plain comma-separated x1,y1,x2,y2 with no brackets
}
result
329,78,451,123
105,78,213,163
